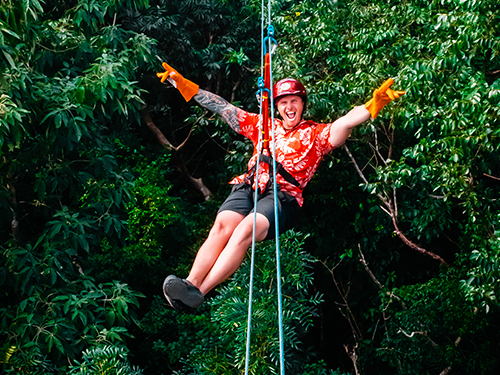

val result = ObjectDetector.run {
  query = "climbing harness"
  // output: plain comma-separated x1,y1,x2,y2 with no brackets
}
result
245,1,286,374
244,154,300,193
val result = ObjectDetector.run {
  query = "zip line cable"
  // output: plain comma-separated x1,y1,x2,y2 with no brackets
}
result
244,0,286,373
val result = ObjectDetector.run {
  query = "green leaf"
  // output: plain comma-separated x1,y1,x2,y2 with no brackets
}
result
2,50,15,68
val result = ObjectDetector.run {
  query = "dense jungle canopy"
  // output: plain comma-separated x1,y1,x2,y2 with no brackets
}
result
1,0,500,374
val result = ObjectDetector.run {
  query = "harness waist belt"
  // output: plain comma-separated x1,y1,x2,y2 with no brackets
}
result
245,154,300,189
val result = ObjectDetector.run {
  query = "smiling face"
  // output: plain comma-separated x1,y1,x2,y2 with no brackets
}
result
276,94,304,130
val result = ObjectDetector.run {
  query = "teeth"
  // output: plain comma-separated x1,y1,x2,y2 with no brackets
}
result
287,112,295,119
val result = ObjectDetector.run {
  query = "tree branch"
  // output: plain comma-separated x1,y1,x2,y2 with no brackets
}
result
344,144,369,185
231,74,242,103
141,106,212,201
370,123,387,167
8,184,19,240
141,106,196,152
439,366,452,375
358,245,385,291
321,260,364,340
344,144,392,210
390,214,447,264
484,173,500,181
344,344,362,375
175,153,212,201
358,245,407,309
344,144,448,265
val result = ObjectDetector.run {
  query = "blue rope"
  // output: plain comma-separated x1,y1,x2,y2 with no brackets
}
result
244,1,285,374
267,23,286,375
244,76,266,375
244,8,269,368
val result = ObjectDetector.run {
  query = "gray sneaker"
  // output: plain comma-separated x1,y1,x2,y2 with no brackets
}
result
164,294,196,314
163,275,204,312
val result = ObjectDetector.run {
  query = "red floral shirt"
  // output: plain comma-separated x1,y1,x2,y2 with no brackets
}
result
229,109,336,206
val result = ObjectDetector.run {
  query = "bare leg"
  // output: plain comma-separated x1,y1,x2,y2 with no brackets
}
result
196,213,269,295
186,210,245,289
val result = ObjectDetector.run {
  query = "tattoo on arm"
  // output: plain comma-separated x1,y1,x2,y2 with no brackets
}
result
194,89,240,133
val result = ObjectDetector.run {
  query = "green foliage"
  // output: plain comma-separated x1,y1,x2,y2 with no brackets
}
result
0,93,29,150
69,345,144,375
460,231,500,313
125,152,180,259
135,232,328,374
0,0,155,372
175,231,327,374
137,295,212,373
125,0,266,195
2,0,500,373
274,0,500,373
0,275,143,372
373,273,496,374
1,345,57,375
89,140,200,288
126,0,260,86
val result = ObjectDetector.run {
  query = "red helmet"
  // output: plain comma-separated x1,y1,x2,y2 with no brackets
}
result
273,78,307,104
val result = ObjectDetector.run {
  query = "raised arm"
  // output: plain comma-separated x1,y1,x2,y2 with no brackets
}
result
328,105,371,148
157,62,241,133
193,89,240,133
329,78,406,147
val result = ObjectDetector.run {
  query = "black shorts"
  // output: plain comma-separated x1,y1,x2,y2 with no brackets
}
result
217,183,301,241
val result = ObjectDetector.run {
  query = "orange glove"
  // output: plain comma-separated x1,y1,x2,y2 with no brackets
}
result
157,62,199,102
365,78,405,119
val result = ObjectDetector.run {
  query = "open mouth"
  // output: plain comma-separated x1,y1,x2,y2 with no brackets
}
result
286,111,296,120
